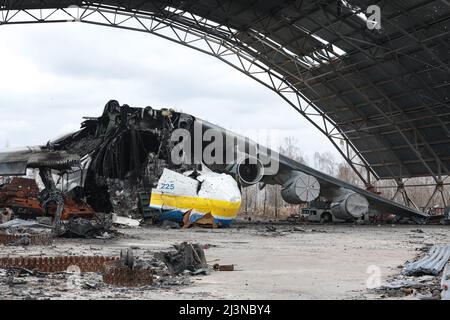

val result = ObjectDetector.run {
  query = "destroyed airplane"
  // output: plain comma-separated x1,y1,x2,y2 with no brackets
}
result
0,100,428,229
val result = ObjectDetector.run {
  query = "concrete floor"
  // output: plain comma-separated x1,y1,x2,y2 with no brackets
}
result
0,223,448,300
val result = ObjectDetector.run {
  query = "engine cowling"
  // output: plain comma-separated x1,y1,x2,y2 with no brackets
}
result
236,156,264,187
281,172,320,204
330,192,369,220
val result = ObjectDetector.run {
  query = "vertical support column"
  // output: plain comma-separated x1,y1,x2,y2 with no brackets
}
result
425,179,447,210
391,179,419,210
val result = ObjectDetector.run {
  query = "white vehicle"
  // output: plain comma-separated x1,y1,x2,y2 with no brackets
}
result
301,208,346,223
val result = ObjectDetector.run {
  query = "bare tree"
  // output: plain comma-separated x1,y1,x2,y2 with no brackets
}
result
313,151,336,176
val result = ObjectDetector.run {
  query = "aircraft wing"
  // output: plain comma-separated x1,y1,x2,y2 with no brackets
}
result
186,116,428,221
0,147,81,176
277,154,427,220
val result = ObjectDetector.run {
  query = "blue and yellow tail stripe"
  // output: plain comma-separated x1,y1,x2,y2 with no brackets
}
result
149,192,241,224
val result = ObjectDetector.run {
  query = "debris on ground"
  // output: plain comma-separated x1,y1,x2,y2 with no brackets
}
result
0,224,447,299
160,220,181,229
213,264,235,271
417,289,443,300
0,216,114,242
404,245,450,276
35,216,53,226
60,217,113,239
112,214,141,228
0,218,53,246
155,242,209,275
183,212,217,229
310,229,328,233
372,275,442,298
0,244,208,296
102,249,153,287
0,177,95,222
372,245,450,299
380,276,435,290
0,218,50,231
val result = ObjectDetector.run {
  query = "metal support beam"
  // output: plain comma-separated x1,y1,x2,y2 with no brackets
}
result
0,3,377,185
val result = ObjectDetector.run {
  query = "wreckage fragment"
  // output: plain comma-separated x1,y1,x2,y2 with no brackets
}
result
102,249,153,287
103,261,153,288
213,264,235,271
60,216,112,238
112,214,141,227
155,242,208,275
182,212,217,228
0,177,95,227
0,148,80,176
0,148,83,235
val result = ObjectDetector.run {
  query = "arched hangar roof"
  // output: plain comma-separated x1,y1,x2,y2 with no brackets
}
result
2,0,450,180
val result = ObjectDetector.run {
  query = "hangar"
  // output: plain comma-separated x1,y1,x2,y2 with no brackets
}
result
1,0,449,209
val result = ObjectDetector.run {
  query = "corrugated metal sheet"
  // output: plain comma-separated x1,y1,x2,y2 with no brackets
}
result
404,245,450,276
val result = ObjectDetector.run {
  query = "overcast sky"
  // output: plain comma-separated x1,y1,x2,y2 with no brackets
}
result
0,22,341,165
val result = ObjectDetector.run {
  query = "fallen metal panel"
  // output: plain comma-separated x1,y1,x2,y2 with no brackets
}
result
404,245,450,276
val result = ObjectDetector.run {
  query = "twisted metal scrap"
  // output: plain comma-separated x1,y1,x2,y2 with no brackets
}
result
103,260,153,287
0,233,53,246
0,256,119,273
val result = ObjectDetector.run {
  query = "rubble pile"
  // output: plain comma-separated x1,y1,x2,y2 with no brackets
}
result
0,244,213,297
60,216,114,239
0,218,53,246
371,245,450,300
374,275,442,299
103,249,153,287
0,215,116,241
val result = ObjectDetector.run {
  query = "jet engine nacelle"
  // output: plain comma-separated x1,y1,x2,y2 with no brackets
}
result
330,192,369,220
281,172,320,204
235,156,264,187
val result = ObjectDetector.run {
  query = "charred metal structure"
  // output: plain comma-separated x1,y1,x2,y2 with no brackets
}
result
1,0,449,209
49,100,180,212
